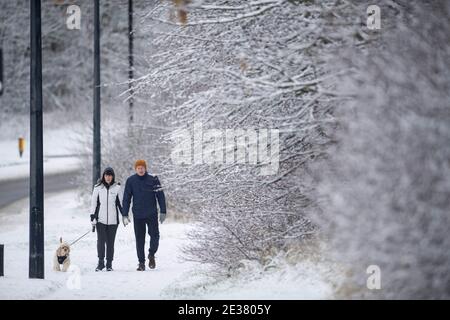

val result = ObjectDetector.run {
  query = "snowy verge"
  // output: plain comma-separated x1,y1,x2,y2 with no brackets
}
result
161,252,337,300
0,189,335,299
0,126,84,183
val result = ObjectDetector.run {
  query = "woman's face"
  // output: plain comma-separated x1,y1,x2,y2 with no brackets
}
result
104,174,113,184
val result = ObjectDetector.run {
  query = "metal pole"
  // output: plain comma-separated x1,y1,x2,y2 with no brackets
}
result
128,0,134,127
0,48,3,96
93,0,101,187
29,0,44,279
0,244,4,277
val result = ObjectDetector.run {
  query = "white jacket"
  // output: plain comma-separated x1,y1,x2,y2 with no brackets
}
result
91,182,123,225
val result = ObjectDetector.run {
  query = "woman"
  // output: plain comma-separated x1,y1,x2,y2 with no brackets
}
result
90,167,123,271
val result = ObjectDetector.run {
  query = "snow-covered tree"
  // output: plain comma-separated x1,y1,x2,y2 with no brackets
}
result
0,1,139,135
129,0,339,272
313,0,450,299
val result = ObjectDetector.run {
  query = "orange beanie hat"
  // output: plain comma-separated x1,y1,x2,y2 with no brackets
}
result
134,159,147,169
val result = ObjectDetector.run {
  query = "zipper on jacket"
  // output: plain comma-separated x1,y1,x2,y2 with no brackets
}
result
106,187,109,225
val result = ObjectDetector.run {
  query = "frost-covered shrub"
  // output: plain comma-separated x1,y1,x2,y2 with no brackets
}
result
134,0,339,272
314,0,450,299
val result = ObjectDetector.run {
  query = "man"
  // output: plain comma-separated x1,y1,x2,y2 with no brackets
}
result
122,159,167,271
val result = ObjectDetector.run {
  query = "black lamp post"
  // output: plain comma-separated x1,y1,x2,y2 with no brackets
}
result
93,0,101,187
29,0,44,280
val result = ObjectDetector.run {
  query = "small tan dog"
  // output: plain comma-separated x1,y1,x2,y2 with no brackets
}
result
53,237,71,272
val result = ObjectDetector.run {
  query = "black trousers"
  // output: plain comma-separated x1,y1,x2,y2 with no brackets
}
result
133,216,160,263
96,222,118,266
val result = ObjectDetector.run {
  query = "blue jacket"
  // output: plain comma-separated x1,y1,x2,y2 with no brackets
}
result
122,172,166,219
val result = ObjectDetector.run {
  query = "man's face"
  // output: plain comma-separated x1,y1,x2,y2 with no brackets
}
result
136,165,146,176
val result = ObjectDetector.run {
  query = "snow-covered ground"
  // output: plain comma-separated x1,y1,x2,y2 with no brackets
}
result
0,190,198,299
0,190,335,300
162,258,335,300
0,126,84,182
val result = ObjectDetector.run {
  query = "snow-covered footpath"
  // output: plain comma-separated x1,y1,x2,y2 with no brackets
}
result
0,190,198,299
0,190,334,299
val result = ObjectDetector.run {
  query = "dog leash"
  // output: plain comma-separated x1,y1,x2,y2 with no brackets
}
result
69,229,93,246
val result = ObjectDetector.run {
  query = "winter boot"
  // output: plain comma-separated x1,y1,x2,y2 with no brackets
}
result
136,263,145,271
106,261,113,271
95,260,105,272
148,254,156,269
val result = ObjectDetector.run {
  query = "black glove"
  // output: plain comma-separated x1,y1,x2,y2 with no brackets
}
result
90,214,96,232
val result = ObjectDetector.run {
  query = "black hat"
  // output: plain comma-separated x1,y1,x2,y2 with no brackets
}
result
103,167,115,176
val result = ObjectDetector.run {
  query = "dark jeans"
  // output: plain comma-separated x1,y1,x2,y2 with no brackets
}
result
133,216,160,263
96,222,118,267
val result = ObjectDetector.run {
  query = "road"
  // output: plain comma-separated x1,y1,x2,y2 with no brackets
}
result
0,170,78,209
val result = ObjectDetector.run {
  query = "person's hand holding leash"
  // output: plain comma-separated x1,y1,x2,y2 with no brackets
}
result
90,214,97,232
